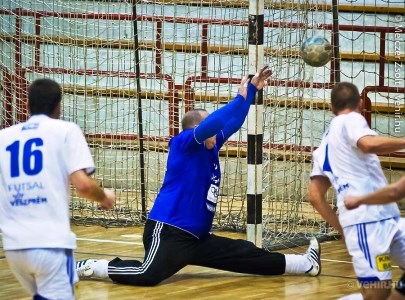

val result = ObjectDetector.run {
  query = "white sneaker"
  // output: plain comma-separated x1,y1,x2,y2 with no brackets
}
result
304,237,321,276
76,259,98,279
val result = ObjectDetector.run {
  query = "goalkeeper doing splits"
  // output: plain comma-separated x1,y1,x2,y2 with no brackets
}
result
76,66,321,286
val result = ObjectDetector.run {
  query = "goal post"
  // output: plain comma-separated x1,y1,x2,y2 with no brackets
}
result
247,0,264,247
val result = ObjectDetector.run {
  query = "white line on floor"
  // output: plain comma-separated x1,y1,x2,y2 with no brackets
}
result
321,258,399,268
0,232,400,268
76,237,142,245
120,234,143,238
321,258,351,264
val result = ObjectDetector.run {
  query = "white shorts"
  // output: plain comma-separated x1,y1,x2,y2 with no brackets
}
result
343,217,405,284
5,248,78,300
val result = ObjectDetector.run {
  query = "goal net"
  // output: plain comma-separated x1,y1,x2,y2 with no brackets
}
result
0,0,403,249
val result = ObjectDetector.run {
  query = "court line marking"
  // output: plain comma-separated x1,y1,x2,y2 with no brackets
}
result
74,251,143,259
1,233,401,269
120,234,143,238
321,258,399,268
76,237,142,245
322,258,351,264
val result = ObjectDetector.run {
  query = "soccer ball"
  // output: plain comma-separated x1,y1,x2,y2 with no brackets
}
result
300,36,332,67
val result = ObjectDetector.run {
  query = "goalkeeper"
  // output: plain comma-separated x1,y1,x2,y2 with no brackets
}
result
77,65,321,286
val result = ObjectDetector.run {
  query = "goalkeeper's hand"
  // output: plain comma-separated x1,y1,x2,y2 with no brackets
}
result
251,65,272,90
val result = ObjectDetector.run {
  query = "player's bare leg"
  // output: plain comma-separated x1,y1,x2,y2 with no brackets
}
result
388,274,405,300
361,280,391,300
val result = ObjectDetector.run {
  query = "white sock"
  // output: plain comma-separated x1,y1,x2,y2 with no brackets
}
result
337,293,363,300
284,254,312,274
92,259,110,279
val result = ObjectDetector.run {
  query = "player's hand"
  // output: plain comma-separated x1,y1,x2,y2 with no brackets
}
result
237,76,250,100
343,195,362,210
251,65,272,90
99,188,116,210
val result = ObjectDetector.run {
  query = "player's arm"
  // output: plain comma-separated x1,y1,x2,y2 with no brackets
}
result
308,175,343,235
194,84,253,142
218,80,256,143
218,66,272,144
344,176,405,210
357,135,405,155
70,169,115,210
194,65,271,143
344,113,405,155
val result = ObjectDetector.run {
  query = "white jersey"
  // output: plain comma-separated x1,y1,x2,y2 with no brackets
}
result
311,111,400,227
0,114,95,250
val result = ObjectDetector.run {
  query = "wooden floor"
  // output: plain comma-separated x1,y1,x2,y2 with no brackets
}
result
0,225,403,300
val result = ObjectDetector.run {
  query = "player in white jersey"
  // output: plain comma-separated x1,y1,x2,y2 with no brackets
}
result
308,82,405,300
0,79,116,300
344,177,405,300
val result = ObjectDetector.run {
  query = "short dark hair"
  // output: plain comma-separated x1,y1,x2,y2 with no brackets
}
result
28,78,62,116
331,82,360,114
181,109,207,130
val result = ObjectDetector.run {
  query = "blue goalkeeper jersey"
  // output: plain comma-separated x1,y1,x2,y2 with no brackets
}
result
148,130,223,238
148,83,257,238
